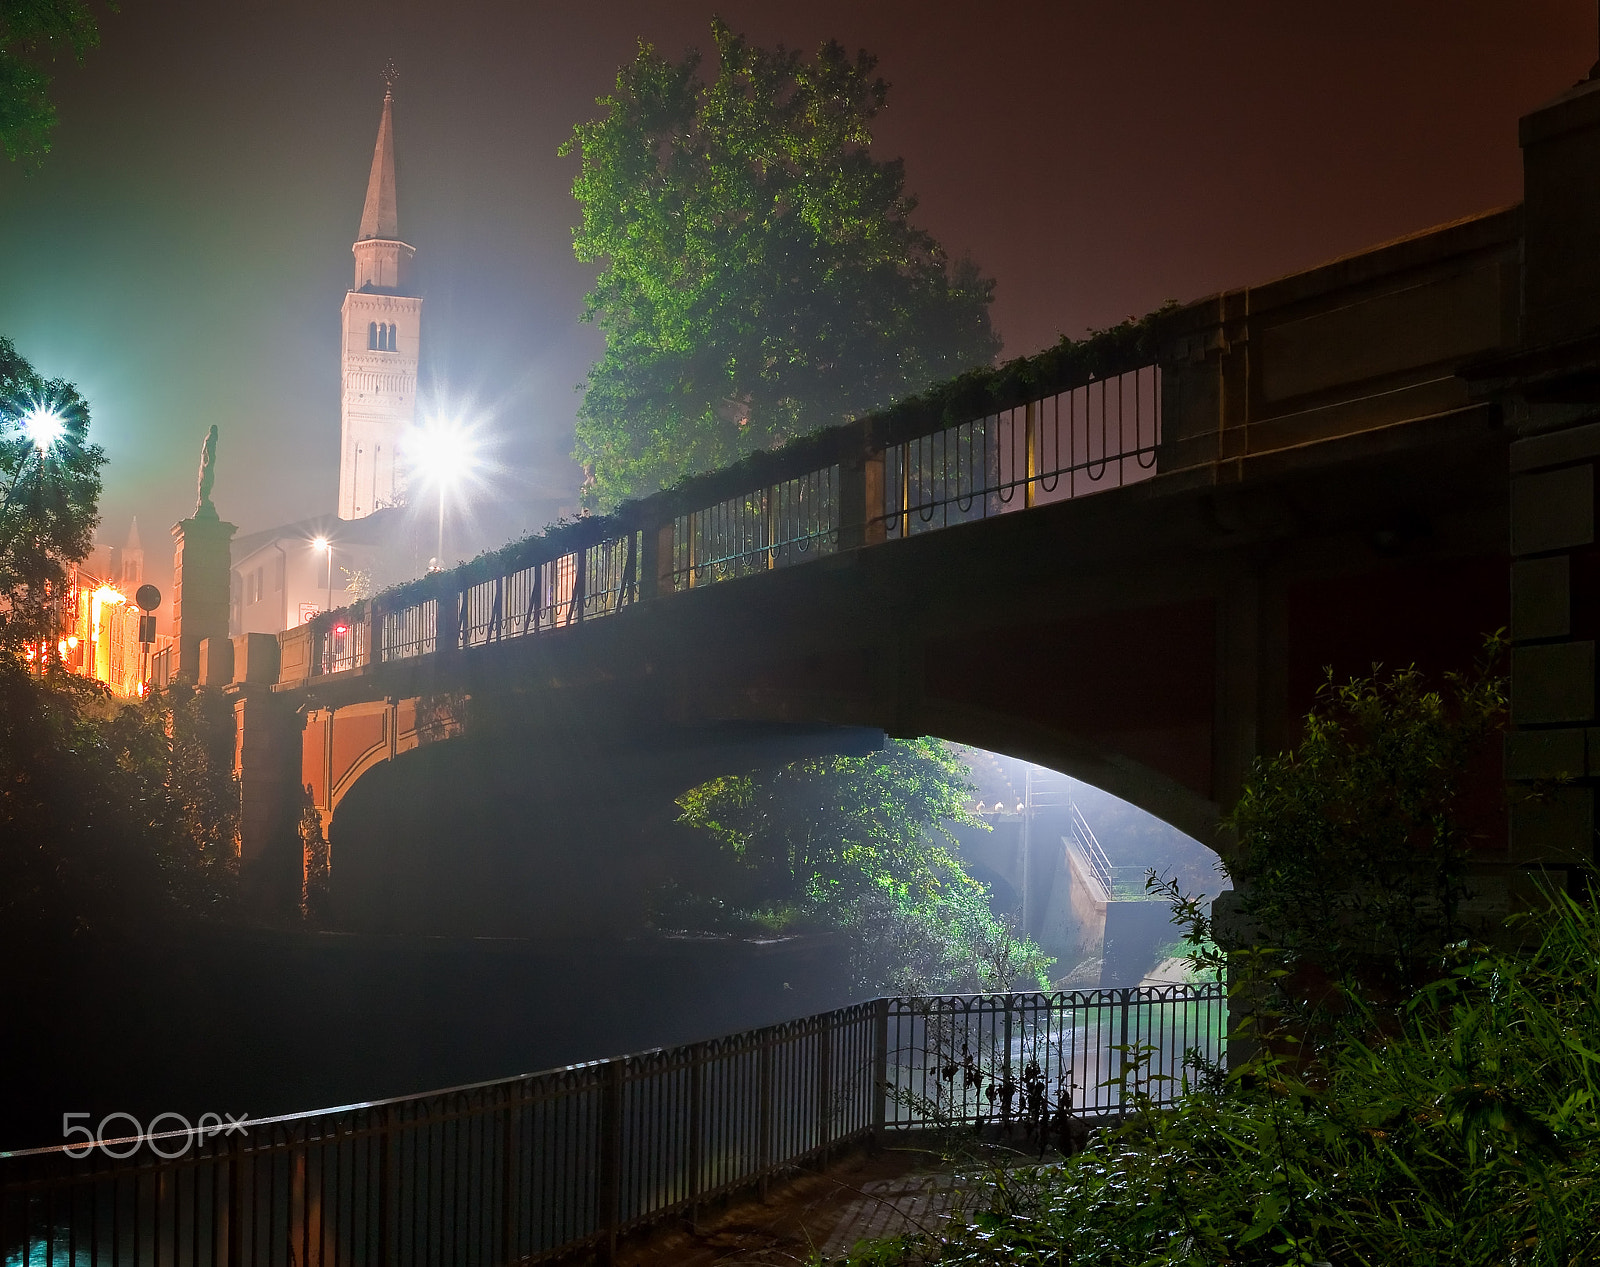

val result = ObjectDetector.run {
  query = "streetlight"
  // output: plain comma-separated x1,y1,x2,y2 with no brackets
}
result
403,415,483,565
21,405,66,453
313,535,333,614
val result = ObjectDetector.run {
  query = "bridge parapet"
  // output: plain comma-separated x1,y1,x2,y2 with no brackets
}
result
1160,205,1521,469
271,323,1169,692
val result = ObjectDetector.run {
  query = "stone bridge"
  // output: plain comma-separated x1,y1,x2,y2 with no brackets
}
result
206,79,1600,933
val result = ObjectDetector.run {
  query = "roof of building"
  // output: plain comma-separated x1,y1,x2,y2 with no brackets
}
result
230,507,408,567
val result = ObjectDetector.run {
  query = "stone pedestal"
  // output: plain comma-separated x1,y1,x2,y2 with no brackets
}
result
171,513,236,680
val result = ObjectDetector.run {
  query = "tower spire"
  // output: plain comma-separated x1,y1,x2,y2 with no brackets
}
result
358,68,400,242
340,62,422,520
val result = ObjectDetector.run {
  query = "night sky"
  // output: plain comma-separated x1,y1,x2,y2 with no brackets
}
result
0,0,1590,602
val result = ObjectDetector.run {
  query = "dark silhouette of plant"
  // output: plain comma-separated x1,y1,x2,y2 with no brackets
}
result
0,652,238,935
1226,640,1507,995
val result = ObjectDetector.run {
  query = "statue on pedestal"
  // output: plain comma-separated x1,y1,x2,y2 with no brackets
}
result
194,425,218,519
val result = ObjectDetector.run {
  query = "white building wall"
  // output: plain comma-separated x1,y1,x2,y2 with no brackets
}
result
339,289,421,520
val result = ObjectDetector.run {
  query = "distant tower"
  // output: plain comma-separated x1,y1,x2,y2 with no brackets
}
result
339,72,422,520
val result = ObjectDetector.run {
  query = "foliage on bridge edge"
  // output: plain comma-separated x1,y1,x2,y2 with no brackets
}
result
369,305,1175,615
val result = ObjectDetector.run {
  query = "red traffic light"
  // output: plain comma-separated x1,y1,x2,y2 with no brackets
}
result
333,622,349,636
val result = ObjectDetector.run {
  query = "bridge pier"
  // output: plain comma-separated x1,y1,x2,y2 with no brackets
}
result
229,679,303,917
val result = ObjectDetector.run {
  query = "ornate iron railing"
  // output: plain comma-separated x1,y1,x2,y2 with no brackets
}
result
879,366,1160,537
0,985,1221,1265
669,465,840,589
286,323,1162,687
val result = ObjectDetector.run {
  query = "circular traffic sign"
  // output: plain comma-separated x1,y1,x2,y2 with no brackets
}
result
135,584,162,612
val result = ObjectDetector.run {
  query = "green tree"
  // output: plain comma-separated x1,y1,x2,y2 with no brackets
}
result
0,0,112,165
678,738,979,906
675,739,1051,992
0,335,104,645
563,19,1000,509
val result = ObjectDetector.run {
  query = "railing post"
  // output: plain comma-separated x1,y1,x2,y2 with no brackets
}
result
839,438,887,551
598,1059,624,1265
1119,989,1133,1115
499,1093,515,1267
1002,997,1015,1128
1024,399,1038,508
573,545,589,623
683,511,698,588
435,582,462,655
686,1044,704,1229
227,1133,244,1267
757,1034,774,1200
653,521,675,597
872,998,890,1145
378,1104,397,1267
815,1012,833,1165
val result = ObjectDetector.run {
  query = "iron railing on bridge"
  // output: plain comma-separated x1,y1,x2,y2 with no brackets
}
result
294,323,1163,688
0,984,1222,1266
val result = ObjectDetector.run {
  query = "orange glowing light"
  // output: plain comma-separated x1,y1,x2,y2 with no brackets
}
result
66,636,78,649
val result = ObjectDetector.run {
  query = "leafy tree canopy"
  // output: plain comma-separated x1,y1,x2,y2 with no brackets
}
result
0,335,104,644
673,738,1052,993
677,737,980,908
563,19,1001,509
0,0,110,165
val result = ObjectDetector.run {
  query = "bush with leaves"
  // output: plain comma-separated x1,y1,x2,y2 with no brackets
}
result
1225,643,1506,997
0,651,238,935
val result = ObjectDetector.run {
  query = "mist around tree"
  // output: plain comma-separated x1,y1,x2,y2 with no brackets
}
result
562,18,1000,510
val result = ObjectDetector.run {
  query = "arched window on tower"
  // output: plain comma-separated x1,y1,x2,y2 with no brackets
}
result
368,321,378,350
386,323,397,351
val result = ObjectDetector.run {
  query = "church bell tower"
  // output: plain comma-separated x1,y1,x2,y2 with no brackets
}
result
339,76,422,520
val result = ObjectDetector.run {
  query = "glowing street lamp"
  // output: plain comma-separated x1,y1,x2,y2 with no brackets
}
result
21,406,67,453
404,415,483,565
313,535,333,614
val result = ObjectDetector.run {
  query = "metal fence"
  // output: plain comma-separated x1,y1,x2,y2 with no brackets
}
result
0,985,1220,1266
885,985,1225,1134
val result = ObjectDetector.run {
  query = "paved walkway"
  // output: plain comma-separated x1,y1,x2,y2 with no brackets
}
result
616,1145,967,1266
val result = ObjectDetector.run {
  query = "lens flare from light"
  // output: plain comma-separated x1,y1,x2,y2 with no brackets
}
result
404,417,482,493
21,406,67,453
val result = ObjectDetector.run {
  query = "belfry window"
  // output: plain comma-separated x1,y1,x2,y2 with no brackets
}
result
368,321,378,350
